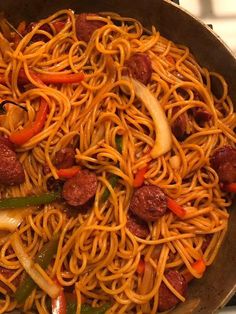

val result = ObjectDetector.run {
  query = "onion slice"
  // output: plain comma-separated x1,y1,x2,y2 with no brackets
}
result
0,208,33,231
0,210,23,231
123,77,172,158
11,233,60,299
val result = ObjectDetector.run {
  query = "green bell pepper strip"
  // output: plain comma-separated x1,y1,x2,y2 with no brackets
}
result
81,303,110,314
66,298,76,314
66,299,110,314
101,135,122,202
0,191,61,209
14,234,59,304
115,135,122,154
101,175,119,203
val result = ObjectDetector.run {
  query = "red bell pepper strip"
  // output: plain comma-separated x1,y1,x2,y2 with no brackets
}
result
52,281,66,314
0,70,85,85
52,21,66,33
192,258,206,274
136,259,145,275
133,147,152,188
222,183,236,193
133,166,148,188
166,55,175,65
167,197,186,218
57,167,80,179
183,258,206,283
9,98,48,145
19,69,85,84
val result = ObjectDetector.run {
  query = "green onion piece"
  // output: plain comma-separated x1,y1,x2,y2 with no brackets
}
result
66,298,77,314
101,175,119,203
14,234,59,303
81,303,110,314
66,301,110,314
101,135,123,202
0,192,61,209
115,135,122,154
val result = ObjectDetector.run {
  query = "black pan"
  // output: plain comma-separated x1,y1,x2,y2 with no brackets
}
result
0,0,235,313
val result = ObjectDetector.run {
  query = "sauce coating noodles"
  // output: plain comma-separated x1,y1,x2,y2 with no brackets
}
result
0,9,235,314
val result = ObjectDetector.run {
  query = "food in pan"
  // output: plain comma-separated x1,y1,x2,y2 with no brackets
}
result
0,8,235,314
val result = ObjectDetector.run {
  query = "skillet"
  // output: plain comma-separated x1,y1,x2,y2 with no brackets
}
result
0,0,235,313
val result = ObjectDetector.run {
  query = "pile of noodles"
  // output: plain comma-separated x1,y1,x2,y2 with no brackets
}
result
0,9,235,314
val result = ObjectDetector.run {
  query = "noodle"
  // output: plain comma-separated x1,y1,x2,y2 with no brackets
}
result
0,8,235,314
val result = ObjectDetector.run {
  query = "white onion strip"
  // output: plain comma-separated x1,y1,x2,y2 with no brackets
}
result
123,76,172,158
11,232,60,299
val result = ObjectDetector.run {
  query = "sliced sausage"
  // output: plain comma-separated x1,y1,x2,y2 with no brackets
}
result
124,53,152,85
192,91,212,124
201,234,213,253
43,164,51,175
192,108,212,124
0,266,20,293
129,185,167,222
54,147,75,169
62,169,97,206
210,145,236,183
0,143,25,186
75,13,105,43
158,270,187,312
0,136,15,150
126,212,149,238
177,88,189,100
25,22,53,43
171,107,188,141
63,198,95,218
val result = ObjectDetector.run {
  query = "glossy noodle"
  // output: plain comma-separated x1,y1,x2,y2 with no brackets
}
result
0,9,235,314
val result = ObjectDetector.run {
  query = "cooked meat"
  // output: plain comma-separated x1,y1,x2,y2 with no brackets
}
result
129,185,167,222
124,53,152,85
0,142,25,186
24,22,53,42
126,212,149,238
158,270,187,312
192,108,212,124
54,147,75,169
62,169,97,206
201,234,213,253
210,145,236,183
0,136,14,150
75,13,105,43
0,266,20,293
171,107,188,140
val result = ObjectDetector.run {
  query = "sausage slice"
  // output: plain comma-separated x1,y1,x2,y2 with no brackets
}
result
0,142,25,186
192,108,212,124
54,147,75,169
126,212,149,238
24,22,52,42
210,145,236,183
129,185,167,222
124,53,152,85
0,266,20,293
158,270,187,312
171,107,188,141
62,169,97,206
0,136,14,150
75,13,105,43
